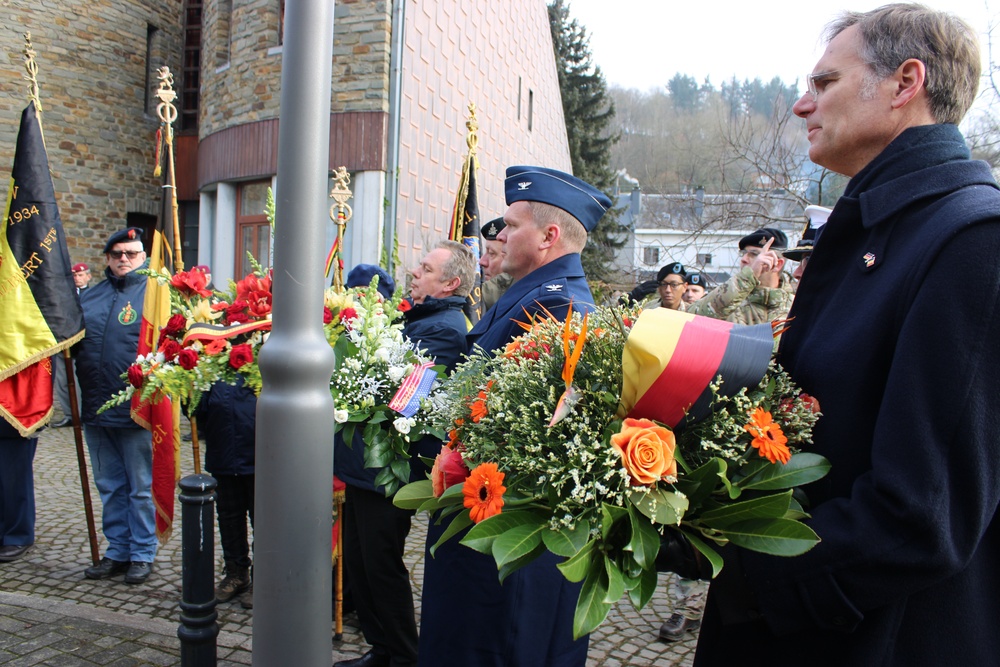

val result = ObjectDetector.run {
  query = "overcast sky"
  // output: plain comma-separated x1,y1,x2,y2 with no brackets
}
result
565,1,997,94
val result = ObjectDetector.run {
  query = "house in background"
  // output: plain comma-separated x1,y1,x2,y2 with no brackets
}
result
0,0,570,286
613,184,805,290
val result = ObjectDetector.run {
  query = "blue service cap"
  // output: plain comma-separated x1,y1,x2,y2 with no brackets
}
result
103,227,144,253
504,166,612,232
481,217,506,240
346,263,395,300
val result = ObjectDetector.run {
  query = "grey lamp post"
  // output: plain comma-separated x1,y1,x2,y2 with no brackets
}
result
253,0,336,664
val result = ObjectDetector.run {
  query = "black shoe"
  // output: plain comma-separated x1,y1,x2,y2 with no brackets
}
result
333,649,390,667
124,561,154,584
657,613,701,642
52,417,72,428
0,544,32,562
84,557,129,579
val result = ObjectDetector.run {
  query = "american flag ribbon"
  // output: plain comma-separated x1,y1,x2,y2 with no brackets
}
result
389,361,438,418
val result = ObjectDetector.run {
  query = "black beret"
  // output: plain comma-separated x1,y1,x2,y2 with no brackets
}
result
103,227,144,253
686,272,707,287
504,165,612,232
482,217,506,241
346,263,395,300
738,227,788,251
656,262,686,283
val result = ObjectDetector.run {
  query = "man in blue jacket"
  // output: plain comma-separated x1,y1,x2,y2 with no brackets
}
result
334,246,475,667
75,227,157,585
420,166,611,667
692,6,1000,666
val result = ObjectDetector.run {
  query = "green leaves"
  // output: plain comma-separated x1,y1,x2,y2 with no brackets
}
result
736,453,832,491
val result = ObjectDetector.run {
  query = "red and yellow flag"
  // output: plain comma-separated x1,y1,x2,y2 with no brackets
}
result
0,101,84,435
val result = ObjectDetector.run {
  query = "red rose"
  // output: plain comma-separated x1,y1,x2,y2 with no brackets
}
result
127,364,145,388
160,339,182,361
799,393,821,414
170,270,212,298
163,313,187,336
225,300,251,325
339,307,358,325
397,300,412,312
177,348,199,370
323,307,334,324
431,445,470,497
236,273,272,301
229,343,254,369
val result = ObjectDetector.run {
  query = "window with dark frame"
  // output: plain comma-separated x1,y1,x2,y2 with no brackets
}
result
236,181,271,278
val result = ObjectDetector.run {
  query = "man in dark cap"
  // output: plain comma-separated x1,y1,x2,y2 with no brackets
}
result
686,226,794,325
50,262,93,427
479,216,512,311
72,263,91,293
74,227,158,584
421,166,611,667
346,263,395,300
683,272,709,304
784,206,831,284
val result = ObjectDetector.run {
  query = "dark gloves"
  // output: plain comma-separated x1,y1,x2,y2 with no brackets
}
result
656,529,713,581
620,279,659,306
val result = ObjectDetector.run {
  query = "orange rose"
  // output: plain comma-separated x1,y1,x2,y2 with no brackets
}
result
611,417,677,486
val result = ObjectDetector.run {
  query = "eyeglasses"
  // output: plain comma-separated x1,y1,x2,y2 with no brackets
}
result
806,62,874,100
108,250,143,260
659,281,685,289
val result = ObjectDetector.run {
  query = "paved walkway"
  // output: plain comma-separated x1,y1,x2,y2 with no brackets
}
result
0,418,698,666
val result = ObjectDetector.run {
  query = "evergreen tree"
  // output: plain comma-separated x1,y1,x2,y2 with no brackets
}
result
548,0,624,284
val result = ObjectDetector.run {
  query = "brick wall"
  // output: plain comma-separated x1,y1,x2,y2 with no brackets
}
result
0,0,182,273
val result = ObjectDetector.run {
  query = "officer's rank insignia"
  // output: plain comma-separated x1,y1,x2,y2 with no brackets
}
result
862,252,876,268
544,283,563,292
119,301,138,325
485,222,496,235
517,181,532,190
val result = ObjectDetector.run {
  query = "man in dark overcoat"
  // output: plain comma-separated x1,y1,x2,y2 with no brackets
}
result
419,166,611,667
692,6,1000,665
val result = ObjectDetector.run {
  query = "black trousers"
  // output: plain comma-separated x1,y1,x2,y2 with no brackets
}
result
343,485,418,667
215,474,254,569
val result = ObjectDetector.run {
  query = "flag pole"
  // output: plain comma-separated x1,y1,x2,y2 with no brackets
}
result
326,166,353,292
23,32,100,565
155,69,198,474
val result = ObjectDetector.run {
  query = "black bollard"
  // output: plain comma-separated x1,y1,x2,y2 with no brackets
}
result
177,474,220,666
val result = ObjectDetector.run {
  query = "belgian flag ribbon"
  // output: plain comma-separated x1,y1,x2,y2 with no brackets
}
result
0,100,85,435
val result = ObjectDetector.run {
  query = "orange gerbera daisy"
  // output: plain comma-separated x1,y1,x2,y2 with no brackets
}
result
744,407,791,464
468,381,493,423
462,462,506,523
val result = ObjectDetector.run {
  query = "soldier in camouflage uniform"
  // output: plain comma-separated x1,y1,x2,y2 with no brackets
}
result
685,227,794,325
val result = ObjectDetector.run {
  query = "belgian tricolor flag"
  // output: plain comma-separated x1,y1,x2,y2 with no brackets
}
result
450,137,483,325
0,100,84,436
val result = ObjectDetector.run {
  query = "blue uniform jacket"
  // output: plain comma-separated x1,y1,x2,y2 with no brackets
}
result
74,264,147,427
468,253,594,355
695,124,1000,666
195,379,256,477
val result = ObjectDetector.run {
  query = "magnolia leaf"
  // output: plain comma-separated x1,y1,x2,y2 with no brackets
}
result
392,480,433,510
721,518,821,556
625,504,660,569
461,511,546,554
556,539,598,583
627,563,659,610
572,563,613,640
629,488,688,525
389,458,410,484
673,457,727,507
493,522,548,568
373,467,397,495
737,453,832,491
684,529,724,578
698,491,793,529
498,542,546,583
429,512,473,557
364,439,393,469
601,503,629,539
543,522,591,558
603,555,626,604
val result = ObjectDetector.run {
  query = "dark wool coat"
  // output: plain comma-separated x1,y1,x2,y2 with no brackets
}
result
418,256,595,667
195,379,256,477
695,124,1000,666
74,264,147,426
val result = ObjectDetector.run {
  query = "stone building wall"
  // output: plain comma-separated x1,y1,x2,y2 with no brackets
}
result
0,0,183,274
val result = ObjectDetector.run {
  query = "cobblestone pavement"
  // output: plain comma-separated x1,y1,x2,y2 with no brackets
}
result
0,419,699,666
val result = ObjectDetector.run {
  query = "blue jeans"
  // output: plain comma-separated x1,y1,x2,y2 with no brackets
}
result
84,425,158,562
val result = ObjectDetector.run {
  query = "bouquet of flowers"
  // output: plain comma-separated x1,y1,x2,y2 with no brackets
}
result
394,304,829,638
331,284,438,496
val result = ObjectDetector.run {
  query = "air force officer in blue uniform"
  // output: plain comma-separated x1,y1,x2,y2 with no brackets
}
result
419,166,612,667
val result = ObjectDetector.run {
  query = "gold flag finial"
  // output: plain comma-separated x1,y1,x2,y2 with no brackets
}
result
155,67,179,126
465,103,479,159
328,167,354,293
23,32,41,113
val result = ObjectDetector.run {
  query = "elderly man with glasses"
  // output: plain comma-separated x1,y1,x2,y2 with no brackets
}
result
74,227,158,585
688,5,1000,666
